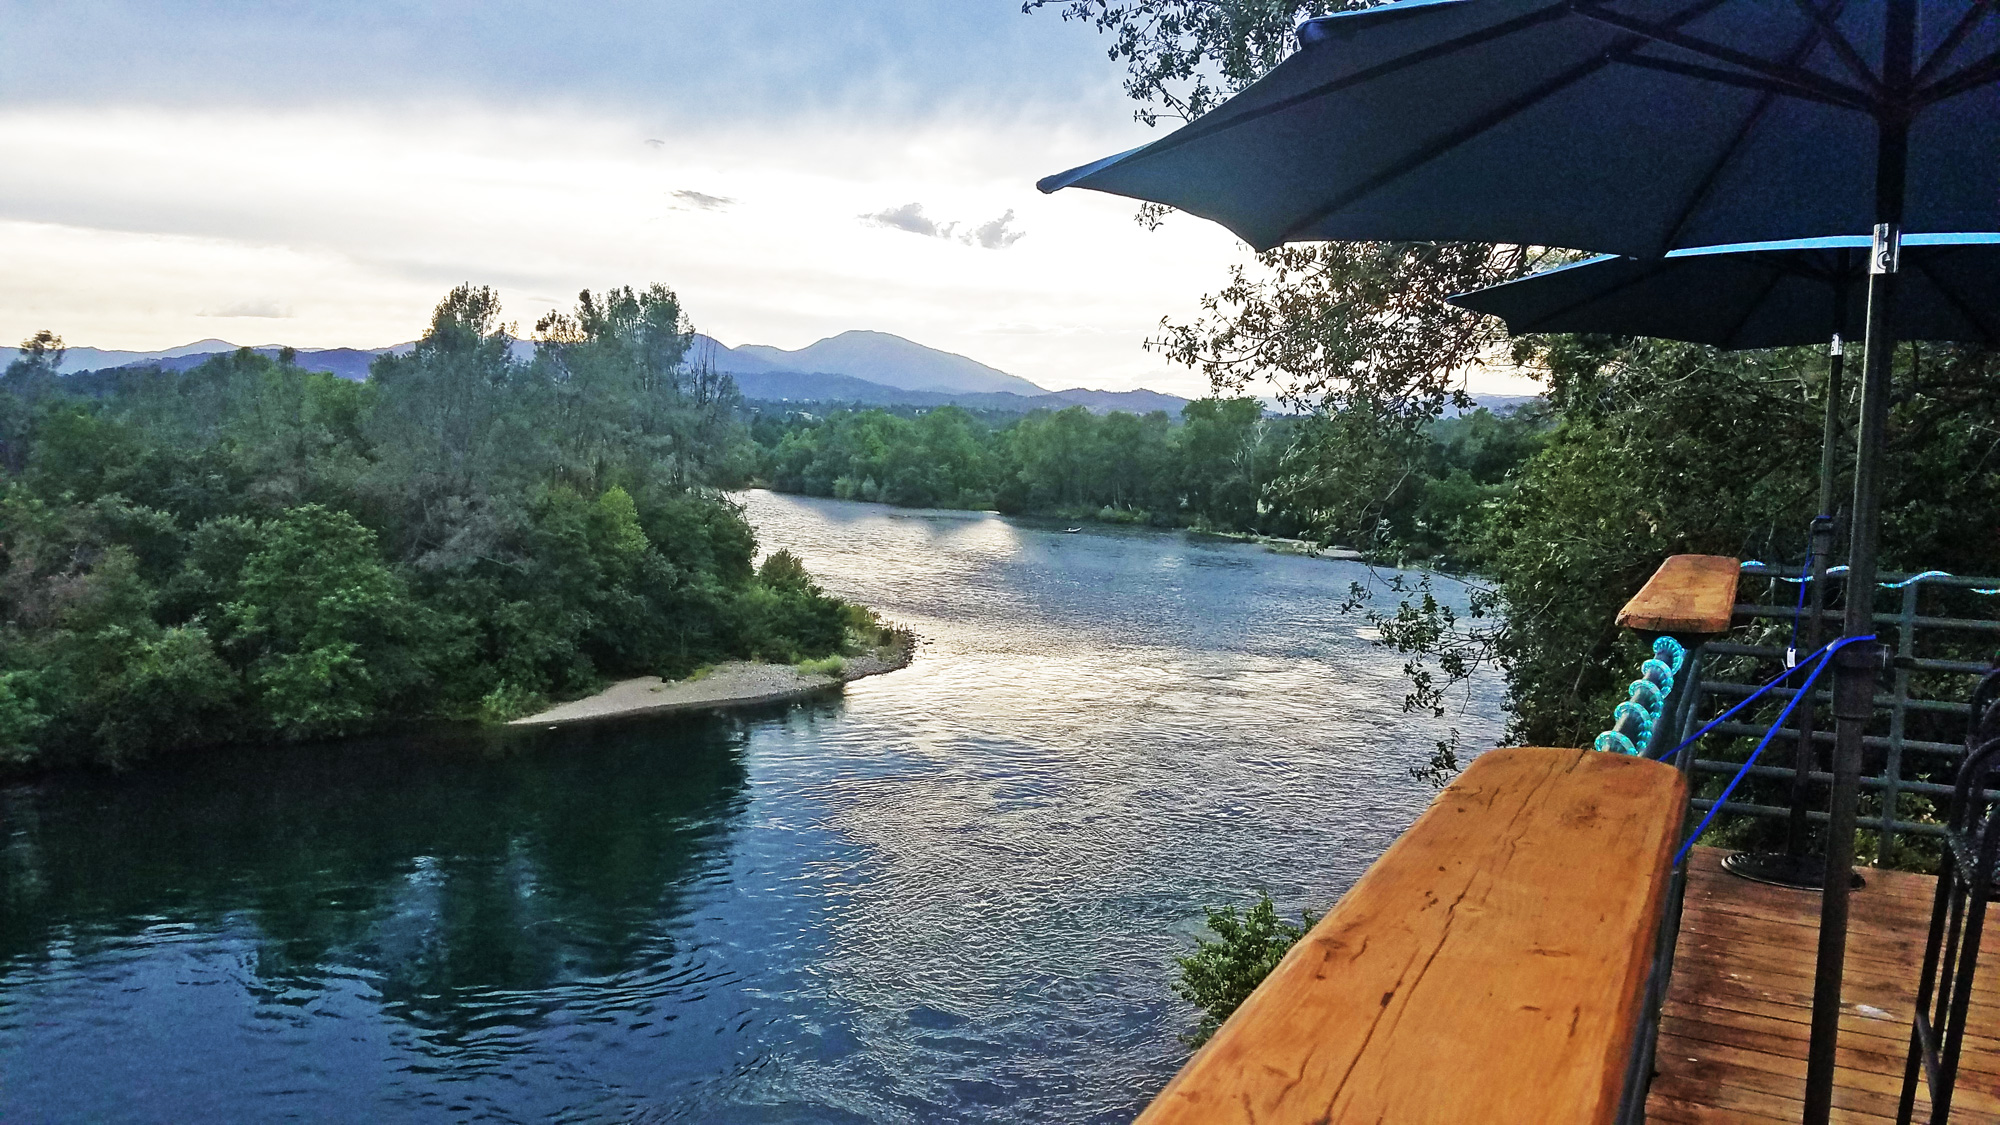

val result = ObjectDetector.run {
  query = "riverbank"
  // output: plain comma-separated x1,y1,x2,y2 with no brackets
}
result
509,632,916,728
1191,529,1363,561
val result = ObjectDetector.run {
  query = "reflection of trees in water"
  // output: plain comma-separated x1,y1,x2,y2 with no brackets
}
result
0,716,751,1040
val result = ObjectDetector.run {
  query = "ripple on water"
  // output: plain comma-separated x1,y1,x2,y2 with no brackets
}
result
0,491,1504,1123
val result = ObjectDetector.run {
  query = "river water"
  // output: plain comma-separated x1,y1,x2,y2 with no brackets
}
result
0,491,1505,1124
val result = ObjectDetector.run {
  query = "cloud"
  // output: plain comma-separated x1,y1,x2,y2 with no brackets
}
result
861,201,956,240
860,203,1025,249
199,298,293,318
963,209,1026,250
671,189,735,210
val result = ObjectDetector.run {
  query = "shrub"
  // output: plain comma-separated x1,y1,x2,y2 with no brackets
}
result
1173,892,1317,1047
794,654,845,677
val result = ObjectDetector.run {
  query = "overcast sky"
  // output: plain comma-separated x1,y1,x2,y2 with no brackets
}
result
0,1,1533,396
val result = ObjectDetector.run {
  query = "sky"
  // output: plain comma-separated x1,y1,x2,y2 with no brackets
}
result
0,1,1537,397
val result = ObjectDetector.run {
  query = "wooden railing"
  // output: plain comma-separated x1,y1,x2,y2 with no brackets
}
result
1615,553,1741,637
1134,746,1688,1124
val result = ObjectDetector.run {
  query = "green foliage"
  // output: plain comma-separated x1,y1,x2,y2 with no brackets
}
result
754,399,1545,557
1021,1,1347,128
1173,892,1317,1047
0,670,47,765
0,289,858,772
757,397,1320,533
226,505,425,738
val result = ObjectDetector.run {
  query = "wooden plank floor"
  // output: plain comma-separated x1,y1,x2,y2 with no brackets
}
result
1649,848,2000,1123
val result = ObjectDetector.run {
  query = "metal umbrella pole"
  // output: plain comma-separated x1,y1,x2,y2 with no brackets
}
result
1806,220,1895,1122
1788,332,1844,864
1722,326,1850,891
1805,1,1913,1097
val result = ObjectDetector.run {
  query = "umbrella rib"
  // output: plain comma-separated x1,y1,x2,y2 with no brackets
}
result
1614,54,1860,108
1572,2,1874,109
1099,4,1576,170
1719,267,1792,349
1655,6,1848,252
1911,2,1996,88
1908,255,2000,347
1917,45,2000,105
1785,0,1884,94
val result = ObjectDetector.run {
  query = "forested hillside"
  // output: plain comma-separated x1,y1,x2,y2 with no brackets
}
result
0,285,874,772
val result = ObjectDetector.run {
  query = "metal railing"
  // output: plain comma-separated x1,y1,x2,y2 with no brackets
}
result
1679,564,2000,863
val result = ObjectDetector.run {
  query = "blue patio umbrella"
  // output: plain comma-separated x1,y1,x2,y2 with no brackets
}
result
1038,2,2000,257
1447,233,2000,349
1038,3,2000,1118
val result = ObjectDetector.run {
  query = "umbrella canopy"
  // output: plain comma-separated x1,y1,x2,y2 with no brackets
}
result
1448,233,2000,348
1038,1,2000,257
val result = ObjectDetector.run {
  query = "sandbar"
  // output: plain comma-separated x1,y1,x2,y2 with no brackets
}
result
509,638,914,728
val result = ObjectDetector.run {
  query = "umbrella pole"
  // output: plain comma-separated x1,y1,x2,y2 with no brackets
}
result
1784,338,1844,858
1728,332,1848,892
1803,225,1899,1124
1804,7,1914,1113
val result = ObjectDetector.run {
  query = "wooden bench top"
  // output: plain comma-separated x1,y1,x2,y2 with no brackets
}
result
1134,746,1688,1125
1615,554,1741,636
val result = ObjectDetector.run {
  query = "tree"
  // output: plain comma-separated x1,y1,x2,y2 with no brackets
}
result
362,286,529,568
532,284,746,492
1178,397,1265,529
0,331,65,473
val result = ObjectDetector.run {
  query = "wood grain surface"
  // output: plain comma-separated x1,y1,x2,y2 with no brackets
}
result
1649,849,2000,1123
1617,554,1743,636
1134,746,1688,1125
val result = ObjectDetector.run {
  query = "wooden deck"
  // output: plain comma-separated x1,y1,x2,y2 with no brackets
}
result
1650,848,2000,1123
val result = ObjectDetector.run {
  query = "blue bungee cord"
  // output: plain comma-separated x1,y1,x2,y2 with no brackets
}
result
1668,633,1877,866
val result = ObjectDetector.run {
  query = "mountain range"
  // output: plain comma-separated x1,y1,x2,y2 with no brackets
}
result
4,330,1194,415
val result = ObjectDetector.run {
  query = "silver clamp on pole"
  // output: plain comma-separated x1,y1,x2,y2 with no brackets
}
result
1829,332,1842,357
1870,223,1901,275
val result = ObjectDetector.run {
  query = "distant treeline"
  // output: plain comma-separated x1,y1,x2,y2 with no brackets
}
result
0,285,877,773
746,399,1550,564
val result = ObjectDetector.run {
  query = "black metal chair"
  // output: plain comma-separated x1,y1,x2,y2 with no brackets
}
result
1898,667,2000,1123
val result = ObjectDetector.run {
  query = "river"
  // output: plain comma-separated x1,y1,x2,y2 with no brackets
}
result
0,490,1505,1123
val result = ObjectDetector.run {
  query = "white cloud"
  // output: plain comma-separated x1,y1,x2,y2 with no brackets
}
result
670,189,735,211
861,202,957,240
861,203,1027,251
963,209,1026,250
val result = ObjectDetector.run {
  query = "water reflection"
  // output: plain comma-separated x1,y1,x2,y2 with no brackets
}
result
0,493,1504,1123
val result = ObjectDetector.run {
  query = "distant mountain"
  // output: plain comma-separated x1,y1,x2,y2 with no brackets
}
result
1040,387,1191,415
11,331,1191,415
1,339,397,380
1449,394,1543,417
709,330,1047,396
0,339,246,372
729,366,1190,416
113,346,389,381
